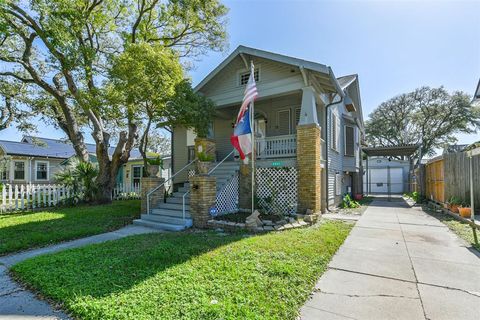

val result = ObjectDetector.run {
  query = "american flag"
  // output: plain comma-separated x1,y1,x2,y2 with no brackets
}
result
230,64,259,160
236,67,258,122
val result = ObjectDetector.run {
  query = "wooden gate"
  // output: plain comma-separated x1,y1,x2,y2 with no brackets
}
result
425,157,444,203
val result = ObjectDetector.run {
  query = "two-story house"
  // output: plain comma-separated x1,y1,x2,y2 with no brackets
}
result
136,46,364,231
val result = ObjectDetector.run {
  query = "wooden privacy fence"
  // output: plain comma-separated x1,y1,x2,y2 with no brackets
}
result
1,183,142,213
425,157,445,203
1,184,72,213
444,151,480,206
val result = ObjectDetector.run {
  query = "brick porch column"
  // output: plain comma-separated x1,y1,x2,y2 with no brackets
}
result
141,177,165,214
238,162,253,211
189,175,216,228
297,123,322,214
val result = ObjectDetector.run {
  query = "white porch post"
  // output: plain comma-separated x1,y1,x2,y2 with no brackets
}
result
299,86,319,126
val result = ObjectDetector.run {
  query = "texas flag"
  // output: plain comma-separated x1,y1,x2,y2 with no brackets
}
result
230,66,258,160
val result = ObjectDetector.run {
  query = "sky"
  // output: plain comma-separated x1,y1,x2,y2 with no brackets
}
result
1,0,480,151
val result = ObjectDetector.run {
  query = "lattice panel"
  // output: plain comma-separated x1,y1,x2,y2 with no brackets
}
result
188,169,196,178
215,173,239,215
256,167,297,216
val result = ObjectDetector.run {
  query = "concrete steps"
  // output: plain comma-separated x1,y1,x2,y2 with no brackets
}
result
134,161,239,231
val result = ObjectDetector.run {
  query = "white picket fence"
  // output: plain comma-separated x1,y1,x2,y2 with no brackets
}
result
0,184,72,213
112,183,141,200
0,183,142,213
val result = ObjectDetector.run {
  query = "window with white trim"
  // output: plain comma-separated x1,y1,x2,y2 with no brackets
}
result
14,161,25,180
344,125,355,157
36,161,49,180
239,68,259,85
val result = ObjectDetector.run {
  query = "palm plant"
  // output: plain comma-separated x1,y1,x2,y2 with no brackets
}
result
55,158,99,203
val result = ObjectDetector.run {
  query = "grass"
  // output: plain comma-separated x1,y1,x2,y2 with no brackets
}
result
423,206,480,251
0,200,140,256
12,221,352,320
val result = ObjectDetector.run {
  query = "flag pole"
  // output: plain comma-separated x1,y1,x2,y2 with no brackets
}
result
250,61,255,214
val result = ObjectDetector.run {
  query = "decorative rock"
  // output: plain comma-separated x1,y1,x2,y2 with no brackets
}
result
305,209,314,215
262,220,274,226
299,220,308,226
303,214,316,223
288,217,295,223
277,219,287,226
264,226,274,231
255,226,264,232
246,210,262,228
236,223,246,228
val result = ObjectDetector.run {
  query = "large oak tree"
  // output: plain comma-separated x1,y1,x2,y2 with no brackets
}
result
0,0,227,202
365,86,480,164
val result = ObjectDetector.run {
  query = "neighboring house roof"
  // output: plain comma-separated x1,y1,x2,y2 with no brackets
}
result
0,136,143,159
194,45,343,95
472,78,480,107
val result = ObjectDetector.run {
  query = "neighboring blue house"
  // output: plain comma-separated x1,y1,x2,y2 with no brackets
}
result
0,136,170,186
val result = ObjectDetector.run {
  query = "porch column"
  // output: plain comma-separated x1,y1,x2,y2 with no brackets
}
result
297,123,322,214
190,175,216,228
298,86,319,126
141,177,165,214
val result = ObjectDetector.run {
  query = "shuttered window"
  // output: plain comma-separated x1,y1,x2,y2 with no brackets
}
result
240,69,259,85
295,107,301,125
345,125,355,156
277,110,291,135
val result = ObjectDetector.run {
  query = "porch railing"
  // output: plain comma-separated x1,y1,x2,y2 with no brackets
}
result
233,134,297,159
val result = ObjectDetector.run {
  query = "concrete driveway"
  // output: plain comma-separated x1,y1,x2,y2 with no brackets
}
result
301,197,480,320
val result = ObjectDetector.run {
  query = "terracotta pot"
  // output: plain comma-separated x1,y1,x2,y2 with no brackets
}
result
450,204,460,214
458,207,471,218
354,194,363,201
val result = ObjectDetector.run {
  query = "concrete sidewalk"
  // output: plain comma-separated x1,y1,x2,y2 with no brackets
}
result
301,198,480,320
0,225,162,319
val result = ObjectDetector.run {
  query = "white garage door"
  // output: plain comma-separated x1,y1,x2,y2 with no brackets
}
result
367,168,403,194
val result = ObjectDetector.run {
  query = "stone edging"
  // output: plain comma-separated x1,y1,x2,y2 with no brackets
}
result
207,218,313,233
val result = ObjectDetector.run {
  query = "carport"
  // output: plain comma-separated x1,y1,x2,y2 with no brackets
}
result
363,144,420,200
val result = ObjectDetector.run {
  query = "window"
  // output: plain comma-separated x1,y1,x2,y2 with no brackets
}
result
132,166,143,186
239,69,259,85
295,107,301,126
331,113,339,151
187,146,195,162
344,126,355,157
36,161,48,180
14,161,25,180
335,173,342,196
277,109,291,135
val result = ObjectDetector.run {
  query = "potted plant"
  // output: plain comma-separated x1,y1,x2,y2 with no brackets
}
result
354,194,363,201
147,156,163,176
196,152,214,175
448,196,462,214
458,204,472,218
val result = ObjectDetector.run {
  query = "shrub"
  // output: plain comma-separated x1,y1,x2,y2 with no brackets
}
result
340,193,360,209
55,158,99,203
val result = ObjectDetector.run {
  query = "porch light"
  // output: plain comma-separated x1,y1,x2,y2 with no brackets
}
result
344,95,356,112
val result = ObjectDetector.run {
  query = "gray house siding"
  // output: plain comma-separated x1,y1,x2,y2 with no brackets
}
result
199,56,304,107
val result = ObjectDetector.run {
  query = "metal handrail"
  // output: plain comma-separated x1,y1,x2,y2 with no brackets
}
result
146,144,216,216
208,150,235,175
182,150,236,220
146,158,196,215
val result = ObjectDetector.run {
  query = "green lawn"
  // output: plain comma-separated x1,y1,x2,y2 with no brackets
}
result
12,221,352,320
0,200,140,256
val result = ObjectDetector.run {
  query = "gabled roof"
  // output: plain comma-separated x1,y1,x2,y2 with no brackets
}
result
0,136,142,159
337,74,357,90
194,45,342,94
472,78,480,107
